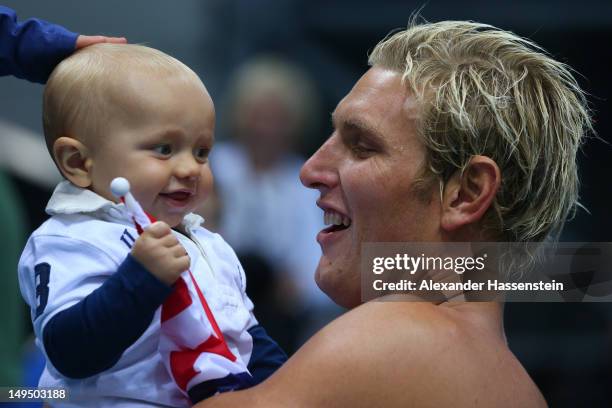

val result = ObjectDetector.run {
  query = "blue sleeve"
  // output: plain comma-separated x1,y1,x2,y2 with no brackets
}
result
42,254,172,379
246,324,288,384
0,6,78,83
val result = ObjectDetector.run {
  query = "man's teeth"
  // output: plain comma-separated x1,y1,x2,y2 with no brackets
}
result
324,210,351,227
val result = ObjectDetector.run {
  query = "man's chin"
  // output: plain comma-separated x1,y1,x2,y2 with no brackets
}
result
315,264,361,309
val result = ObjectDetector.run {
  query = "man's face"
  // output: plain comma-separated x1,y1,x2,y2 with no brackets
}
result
87,72,215,227
300,67,442,308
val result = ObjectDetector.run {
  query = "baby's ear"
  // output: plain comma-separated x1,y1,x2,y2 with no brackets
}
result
53,137,93,188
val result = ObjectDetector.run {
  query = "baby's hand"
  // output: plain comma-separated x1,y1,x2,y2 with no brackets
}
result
131,222,190,285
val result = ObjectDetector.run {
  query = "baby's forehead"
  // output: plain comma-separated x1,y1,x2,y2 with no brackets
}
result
93,67,214,138
109,66,205,96
102,65,210,109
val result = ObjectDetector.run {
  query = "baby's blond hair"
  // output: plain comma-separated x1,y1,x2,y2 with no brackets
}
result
43,44,202,156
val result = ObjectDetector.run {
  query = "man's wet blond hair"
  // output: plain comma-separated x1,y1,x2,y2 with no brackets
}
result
43,44,203,156
369,20,592,244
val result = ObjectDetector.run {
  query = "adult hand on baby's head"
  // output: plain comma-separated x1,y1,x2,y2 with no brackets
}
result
75,35,127,50
131,221,190,286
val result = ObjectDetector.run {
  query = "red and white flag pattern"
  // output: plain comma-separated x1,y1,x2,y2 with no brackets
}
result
159,269,250,395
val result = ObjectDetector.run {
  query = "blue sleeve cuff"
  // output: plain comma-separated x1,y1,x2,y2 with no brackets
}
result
116,254,173,307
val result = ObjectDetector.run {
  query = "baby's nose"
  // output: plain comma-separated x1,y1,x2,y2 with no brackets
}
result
175,156,200,179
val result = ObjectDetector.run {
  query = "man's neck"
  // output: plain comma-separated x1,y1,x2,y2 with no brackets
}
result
441,301,506,341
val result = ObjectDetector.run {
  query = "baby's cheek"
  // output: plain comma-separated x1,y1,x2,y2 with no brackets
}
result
199,166,214,199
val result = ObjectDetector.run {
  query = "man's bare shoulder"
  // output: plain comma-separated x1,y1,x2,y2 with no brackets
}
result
313,301,546,407
308,301,481,375
282,301,544,407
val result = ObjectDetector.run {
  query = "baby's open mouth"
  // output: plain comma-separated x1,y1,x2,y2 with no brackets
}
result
160,191,193,202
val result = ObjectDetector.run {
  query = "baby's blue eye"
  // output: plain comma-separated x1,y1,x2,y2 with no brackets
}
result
195,147,210,161
153,144,172,156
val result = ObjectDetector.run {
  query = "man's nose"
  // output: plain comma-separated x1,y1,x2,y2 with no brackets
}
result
299,136,339,191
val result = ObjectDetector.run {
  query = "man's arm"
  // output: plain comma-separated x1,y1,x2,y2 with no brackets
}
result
197,301,534,408
0,6,125,83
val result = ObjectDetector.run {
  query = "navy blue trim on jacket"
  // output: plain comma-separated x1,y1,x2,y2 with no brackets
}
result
247,324,288,384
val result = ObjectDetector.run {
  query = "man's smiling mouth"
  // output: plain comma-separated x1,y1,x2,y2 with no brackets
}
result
323,209,351,232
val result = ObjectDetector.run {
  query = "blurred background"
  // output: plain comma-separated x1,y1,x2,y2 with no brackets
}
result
1,0,611,406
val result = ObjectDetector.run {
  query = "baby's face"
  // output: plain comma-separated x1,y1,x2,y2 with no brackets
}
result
88,72,215,227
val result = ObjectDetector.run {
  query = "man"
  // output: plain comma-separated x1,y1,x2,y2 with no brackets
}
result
9,14,588,406
197,20,589,407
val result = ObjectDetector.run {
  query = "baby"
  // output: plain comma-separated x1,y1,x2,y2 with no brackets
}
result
18,44,285,407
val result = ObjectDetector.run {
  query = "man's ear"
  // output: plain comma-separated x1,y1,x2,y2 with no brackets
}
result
440,155,501,232
53,137,93,188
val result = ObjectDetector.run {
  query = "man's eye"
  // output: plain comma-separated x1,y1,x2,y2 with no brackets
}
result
351,144,376,158
153,144,172,156
194,147,210,162
343,131,379,159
